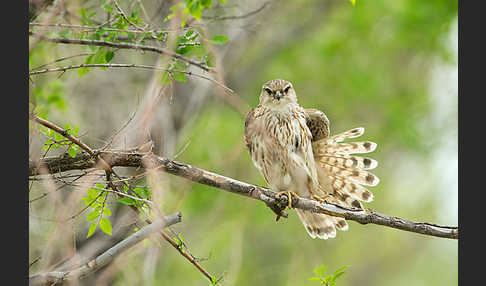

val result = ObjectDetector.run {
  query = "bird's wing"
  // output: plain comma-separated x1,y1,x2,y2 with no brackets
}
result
244,107,257,155
305,108,330,141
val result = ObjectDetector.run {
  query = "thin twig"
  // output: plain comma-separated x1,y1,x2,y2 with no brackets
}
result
29,32,213,72
29,257,42,269
112,0,146,31
92,186,153,205
30,52,93,71
202,1,270,22
29,63,233,94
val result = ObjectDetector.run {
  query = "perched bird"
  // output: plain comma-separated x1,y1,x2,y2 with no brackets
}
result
244,79,379,239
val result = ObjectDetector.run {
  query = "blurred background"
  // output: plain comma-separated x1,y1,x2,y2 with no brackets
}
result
29,0,458,285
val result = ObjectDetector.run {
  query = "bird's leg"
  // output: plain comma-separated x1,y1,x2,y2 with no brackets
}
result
275,191,300,209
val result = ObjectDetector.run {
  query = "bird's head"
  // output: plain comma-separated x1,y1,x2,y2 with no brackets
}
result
259,79,297,108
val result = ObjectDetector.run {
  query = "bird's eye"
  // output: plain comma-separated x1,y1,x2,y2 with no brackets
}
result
264,88,272,95
284,86,291,93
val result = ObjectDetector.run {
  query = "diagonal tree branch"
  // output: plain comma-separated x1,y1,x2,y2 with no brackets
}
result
30,114,113,172
29,150,459,240
29,212,182,286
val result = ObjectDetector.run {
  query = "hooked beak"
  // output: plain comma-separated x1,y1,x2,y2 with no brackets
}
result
274,92,282,100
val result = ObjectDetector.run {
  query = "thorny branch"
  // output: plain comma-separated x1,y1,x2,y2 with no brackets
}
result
29,212,182,286
29,150,459,240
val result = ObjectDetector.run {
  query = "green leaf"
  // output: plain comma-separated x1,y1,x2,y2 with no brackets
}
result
201,0,212,8
350,0,356,6
322,275,332,283
40,126,50,137
308,277,322,282
314,265,328,277
72,145,81,152
134,187,150,198
68,147,77,158
43,139,53,151
73,125,79,136
95,183,105,189
173,237,182,247
157,32,166,40
185,29,196,39
330,270,346,283
118,197,136,206
172,71,187,82
333,266,348,274
105,51,115,62
205,51,216,67
103,208,112,216
210,35,229,45
87,222,97,238
176,45,194,55
54,132,64,141
78,67,90,77
99,218,112,235
86,211,101,221
92,49,108,70
87,188,100,200
161,71,172,85
188,3,203,20
189,45,206,58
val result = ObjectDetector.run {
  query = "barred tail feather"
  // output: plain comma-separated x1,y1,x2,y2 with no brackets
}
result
296,209,336,239
333,217,349,231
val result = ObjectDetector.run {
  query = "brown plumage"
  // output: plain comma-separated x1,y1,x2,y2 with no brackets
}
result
244,79,379,239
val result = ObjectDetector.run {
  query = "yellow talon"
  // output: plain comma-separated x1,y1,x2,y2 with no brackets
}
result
276,191,300,208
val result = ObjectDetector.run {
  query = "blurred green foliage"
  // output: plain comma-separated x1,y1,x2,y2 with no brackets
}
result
158,1,457,286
